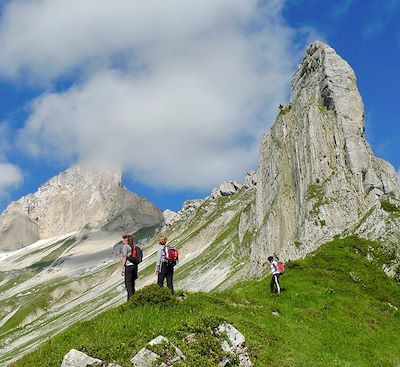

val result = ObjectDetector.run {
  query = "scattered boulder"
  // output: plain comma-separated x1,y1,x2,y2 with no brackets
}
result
131,335,186,367
215,323,253,367
61,349,102,367
60,349,122,367
131,348,159,367
60,325,252,367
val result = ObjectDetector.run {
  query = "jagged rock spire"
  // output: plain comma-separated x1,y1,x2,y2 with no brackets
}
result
251,41,399,273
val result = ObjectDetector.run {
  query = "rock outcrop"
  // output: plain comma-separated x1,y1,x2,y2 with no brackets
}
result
211,180,243,199
252,41,400,273
243,170,257,189
61,349,121,367
0,165,163,250
215,323,253,367
164,172,257,228
132,335,186,367
162,199,204,227
60,326,252,367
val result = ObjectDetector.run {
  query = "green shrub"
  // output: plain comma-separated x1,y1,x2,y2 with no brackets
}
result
306,182,331,215
125,284,178,308
278,103,291,115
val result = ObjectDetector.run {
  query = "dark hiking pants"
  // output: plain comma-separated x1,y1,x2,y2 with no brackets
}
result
157,263,174,294
270,273,281,294
125,265,137,301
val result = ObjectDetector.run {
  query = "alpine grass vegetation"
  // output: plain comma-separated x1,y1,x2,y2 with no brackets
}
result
10,236,399,367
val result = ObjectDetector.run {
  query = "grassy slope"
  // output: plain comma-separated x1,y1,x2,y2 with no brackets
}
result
10,236,400,367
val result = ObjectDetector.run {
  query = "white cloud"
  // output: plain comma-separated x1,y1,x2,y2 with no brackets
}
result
0,163,23,197
0,0,257,81
2,0,318,189
0,123,22,199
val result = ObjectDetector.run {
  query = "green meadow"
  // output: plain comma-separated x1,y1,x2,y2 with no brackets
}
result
11,236,399,367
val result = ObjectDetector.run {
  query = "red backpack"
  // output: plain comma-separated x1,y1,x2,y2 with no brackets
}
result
129,245,143,264
164,245,179,266
277,261,284,274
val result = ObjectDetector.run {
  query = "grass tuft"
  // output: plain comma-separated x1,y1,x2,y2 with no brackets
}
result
381,200,400,218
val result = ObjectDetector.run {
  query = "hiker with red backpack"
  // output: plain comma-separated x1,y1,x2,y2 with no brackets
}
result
268,255,283,294
120,234,143,301
156,235,178,294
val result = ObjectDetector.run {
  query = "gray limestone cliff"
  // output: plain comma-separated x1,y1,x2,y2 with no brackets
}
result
0,165,163,250
251,41,400,274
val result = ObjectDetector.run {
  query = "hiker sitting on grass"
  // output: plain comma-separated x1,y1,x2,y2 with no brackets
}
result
268,256,281,294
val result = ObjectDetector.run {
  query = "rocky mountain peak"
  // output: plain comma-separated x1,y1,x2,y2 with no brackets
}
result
252,41,400,273
43,164,123,188
292,41,368,178
0,164,163,250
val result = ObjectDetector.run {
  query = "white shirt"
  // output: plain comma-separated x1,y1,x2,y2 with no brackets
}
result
270,260,280,275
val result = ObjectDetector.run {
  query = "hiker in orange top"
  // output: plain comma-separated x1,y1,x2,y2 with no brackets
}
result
268,256,281,294
120,234,138,301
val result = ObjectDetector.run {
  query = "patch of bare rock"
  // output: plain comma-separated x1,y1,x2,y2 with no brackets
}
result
60,323,252,367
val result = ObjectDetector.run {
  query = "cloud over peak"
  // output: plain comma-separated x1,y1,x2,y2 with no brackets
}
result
0,163,23,197
1,0,316,190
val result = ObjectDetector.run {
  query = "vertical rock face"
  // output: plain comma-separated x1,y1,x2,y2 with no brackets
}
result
0,165,163,250
252,41,399,273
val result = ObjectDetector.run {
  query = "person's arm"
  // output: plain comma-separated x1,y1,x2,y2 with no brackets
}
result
120,245,127,275
155,246,162,275
120,256,127,275
126,254,136,263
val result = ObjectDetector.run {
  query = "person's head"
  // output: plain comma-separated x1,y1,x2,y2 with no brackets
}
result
122,234,133,246
268,256,274,263
159,235,167,245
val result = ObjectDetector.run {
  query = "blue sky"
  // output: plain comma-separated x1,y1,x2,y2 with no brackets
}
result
0,0,399,213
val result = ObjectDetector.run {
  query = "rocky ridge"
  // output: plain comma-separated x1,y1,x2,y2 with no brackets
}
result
162,171,256,227
0,165,163,251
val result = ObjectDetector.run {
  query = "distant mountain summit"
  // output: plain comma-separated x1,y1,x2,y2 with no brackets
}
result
0,165,163,250
252,41,400,273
